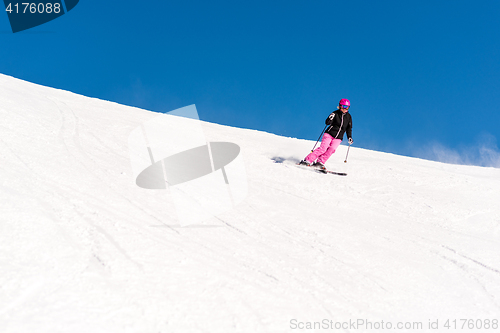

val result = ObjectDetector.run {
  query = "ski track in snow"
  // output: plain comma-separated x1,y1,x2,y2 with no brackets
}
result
1,74,500,332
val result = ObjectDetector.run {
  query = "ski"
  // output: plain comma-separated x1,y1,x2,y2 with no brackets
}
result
295,163,347,176
316,169,347,176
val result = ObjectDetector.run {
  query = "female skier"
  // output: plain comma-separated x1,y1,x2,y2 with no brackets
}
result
299,98,353,170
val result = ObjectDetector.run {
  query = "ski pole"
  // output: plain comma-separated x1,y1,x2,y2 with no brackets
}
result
344,143,351,163
311,125,328,152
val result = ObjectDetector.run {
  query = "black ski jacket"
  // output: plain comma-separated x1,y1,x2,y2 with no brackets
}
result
325,110,352,141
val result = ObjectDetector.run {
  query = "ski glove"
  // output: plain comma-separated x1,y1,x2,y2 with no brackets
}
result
348,138,353,145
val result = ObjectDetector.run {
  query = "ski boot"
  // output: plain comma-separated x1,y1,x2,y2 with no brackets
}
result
312,161,326,170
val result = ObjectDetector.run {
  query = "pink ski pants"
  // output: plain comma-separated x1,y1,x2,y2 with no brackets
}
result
305,133,342,164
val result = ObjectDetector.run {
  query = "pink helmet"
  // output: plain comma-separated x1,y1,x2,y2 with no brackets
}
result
339,98,350,107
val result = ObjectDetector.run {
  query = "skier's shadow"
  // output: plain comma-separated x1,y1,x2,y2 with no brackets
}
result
270,156,299,164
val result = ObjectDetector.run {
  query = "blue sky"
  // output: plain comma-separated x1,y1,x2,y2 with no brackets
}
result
2,1,500,166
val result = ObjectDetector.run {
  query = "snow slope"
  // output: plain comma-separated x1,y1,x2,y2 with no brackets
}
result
1,74,499,332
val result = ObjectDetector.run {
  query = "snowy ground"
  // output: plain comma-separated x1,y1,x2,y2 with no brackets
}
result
1,74,499,332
